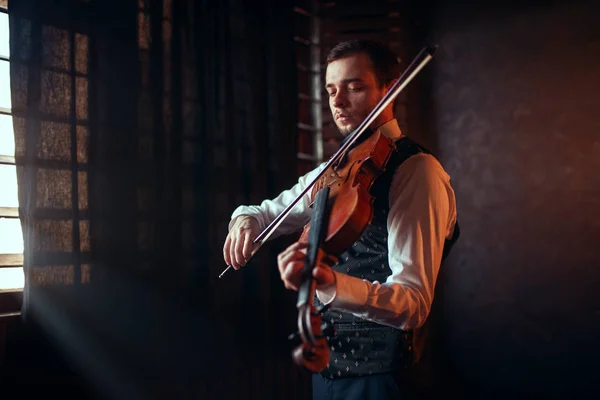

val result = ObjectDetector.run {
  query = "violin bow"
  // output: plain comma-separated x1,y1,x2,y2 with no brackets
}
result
219,45,438,278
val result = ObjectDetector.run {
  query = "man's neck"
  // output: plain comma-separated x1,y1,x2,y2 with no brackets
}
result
376,118,403,141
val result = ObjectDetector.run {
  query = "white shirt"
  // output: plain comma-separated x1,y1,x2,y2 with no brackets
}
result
230,119,457,331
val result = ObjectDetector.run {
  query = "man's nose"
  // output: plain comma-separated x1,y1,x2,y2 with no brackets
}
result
331,91,347,108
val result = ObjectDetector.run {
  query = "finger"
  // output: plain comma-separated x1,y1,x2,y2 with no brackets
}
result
312,264,327,282
287,241,309,252
230,235,243,270
313,265,335,287
277,247,296,279
277,251,287,278
223,234,232,266
242,231,254,260
277,244,308,284
282,261,304,291
278,249,306,271
278,250,303,286
280,242,308,259
233,235,247,269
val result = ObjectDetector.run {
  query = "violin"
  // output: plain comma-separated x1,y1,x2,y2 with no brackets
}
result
289,128,401,372
219,45,439,372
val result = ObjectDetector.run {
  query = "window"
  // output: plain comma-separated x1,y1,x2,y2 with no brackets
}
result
0,7,25,292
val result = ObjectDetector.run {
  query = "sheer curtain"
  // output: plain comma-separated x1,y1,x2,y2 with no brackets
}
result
7,0,307,397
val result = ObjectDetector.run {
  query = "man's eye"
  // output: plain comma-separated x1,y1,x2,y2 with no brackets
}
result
328,92,336,97
348,86,362,91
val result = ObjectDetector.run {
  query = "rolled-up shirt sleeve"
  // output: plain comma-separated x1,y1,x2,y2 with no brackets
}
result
229,163,326,238
316,153,457,331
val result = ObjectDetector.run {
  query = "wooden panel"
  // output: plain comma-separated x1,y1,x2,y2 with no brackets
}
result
0,155,15,165
0,253,23,267
0,207,19,217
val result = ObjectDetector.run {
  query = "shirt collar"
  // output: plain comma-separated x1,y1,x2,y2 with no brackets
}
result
378,118,403,141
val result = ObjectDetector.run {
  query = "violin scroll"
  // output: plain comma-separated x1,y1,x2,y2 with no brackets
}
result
292,303,330,372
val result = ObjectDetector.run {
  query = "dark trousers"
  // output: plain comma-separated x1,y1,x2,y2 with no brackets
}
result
312,372,404,400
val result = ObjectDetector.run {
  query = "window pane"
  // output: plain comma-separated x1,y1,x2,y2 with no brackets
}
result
0,164,19,207
0,267,24,291
0,113,15,156
0,217,23,253
0,60,10,109
0,13,8,58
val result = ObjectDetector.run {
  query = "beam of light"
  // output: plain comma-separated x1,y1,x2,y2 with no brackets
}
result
26,270,237,399
27,287,146,399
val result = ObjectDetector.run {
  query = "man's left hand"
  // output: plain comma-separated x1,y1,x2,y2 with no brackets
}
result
277,242,336,291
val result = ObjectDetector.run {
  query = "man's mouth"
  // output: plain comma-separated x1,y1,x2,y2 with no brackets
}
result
336,114,352,123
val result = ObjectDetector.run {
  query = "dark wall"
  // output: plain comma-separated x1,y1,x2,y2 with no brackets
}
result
407,0,600,397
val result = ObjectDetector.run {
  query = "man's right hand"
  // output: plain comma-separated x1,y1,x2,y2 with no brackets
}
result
223,215,260,270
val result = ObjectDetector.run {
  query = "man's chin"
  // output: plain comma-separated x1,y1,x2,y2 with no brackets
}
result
337,124,356,136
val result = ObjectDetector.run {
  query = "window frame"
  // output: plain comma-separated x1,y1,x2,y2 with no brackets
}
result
0,6,24,318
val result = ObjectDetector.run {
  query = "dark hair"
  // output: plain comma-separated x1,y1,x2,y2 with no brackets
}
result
326,39,401,87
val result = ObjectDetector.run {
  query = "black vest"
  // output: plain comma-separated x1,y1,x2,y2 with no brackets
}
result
316,136,459,380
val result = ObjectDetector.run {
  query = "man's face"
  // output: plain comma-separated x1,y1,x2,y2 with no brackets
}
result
325,53,392,136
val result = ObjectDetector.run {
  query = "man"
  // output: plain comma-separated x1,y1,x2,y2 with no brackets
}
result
223,39,459,399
